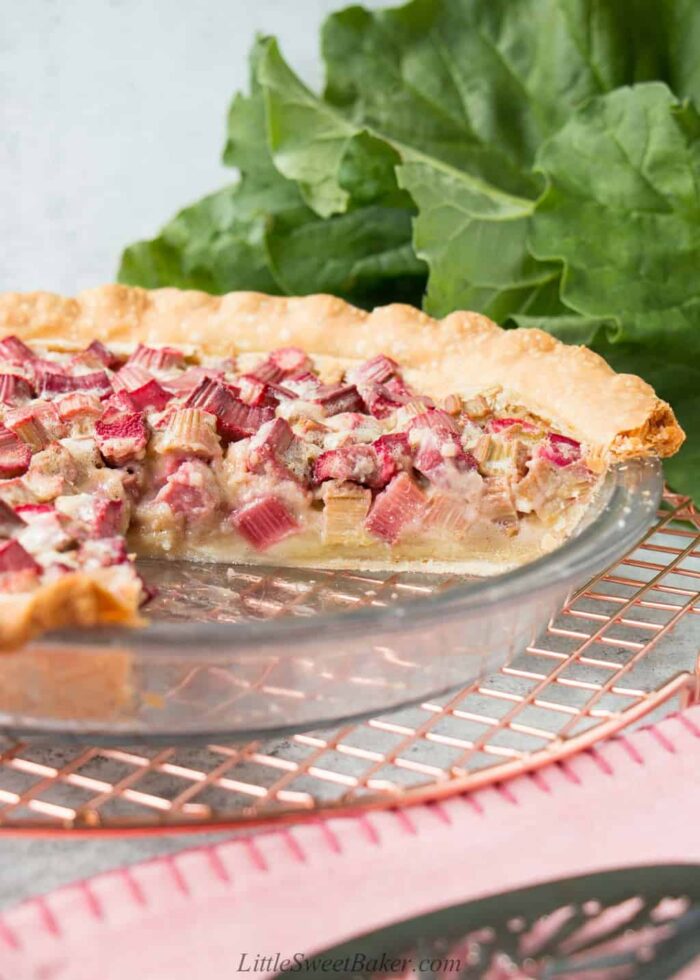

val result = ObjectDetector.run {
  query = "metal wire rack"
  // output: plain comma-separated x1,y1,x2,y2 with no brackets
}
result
0,490,697,835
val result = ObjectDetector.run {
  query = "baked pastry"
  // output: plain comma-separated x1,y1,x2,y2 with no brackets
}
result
0,286,684,649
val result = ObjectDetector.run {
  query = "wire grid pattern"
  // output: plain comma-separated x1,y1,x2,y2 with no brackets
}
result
0,491,697,833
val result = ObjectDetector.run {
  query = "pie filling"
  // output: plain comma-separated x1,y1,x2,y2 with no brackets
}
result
0,335,603,619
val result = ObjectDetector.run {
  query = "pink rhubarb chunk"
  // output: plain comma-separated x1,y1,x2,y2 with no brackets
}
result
314,444,379,488
0,499,25,536
0,539,41,575
0,336,34,364
89,498,126,538
94,411,148,465
38,369,112,399
0,427,32,478
78,537,128,568
126,378,173,413
232,496,299,551
372,432,412,486
156,461,220,520
365,473,426,543
0,374,34,406
539,433,582,467
87,339,120,369
128,344,186,372
488,417,537,433
250,347,312,384
351,354,400,386
186,379,274,441
314,384,365,416
162,366,223,396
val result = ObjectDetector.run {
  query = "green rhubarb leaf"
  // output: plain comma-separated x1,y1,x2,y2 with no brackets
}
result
266,204,426,309
317,0,670,318
530,82,700,499
397,160,561,321
117,185,284,295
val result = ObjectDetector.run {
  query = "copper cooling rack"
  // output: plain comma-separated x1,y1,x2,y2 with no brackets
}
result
0,490,697,835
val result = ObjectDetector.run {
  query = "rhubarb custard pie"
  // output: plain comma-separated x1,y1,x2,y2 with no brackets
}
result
0,286,684,648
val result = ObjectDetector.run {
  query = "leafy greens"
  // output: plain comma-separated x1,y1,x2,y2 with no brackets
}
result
119,0,700,499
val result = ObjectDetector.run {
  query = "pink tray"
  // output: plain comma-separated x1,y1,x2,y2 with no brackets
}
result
1,706,699,979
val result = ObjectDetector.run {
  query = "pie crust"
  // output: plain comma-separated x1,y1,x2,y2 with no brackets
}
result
0,285,684,650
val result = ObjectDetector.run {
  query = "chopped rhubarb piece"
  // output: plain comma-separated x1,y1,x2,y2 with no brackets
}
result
95,411,148,465
113,363,152,393
408,409,460,437
373,432,412,487
17,507,74,554
488,417,537,433
409,413,478,489
250,347,312,384
426,493,474,536
350,354,400,386
0,426,31,477
84,339,121,369
184,377,232,412
414,438,477,488
0,499,24,536
246,418,310,484
90,498,126,538
0,373,34,405
539,433,582,467
237,374,295,407
126,378,172,413
6,410,50,451
463,394,492,419
321,482,372,544
162,366,223,396
24,443,78,501
482,478,519,533
184,379,273,442
247,417,293,464
102,390,138,415
159,408,221,458
128,343,186,372
0,336,34,363
15,503,55,517
365,473,426,543
313,444,379,487
11,400,67,441
37,369,112,399
232,496,299,551
156,460,220,521
0,539,40,574
0,478,38,509
314,384,365,416
362,385,406,419
55,391,103,424
215,397,274,442
475,434,530,478
78,537,128,568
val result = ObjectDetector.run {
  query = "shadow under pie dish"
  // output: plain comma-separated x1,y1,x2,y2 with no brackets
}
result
0,286,684,651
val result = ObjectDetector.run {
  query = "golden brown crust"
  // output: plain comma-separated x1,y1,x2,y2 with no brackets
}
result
0,642,133,720
0,574,144,651
0,285,684,460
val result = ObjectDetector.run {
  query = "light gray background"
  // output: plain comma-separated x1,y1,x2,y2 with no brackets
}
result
0,0,387,295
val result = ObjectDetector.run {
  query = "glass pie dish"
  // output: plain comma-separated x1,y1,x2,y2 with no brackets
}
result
0,457,662,742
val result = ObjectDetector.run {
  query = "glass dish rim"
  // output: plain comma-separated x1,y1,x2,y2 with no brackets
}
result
48,457,663,655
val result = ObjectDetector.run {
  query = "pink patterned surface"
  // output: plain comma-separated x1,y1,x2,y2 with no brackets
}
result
1,708,699,980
